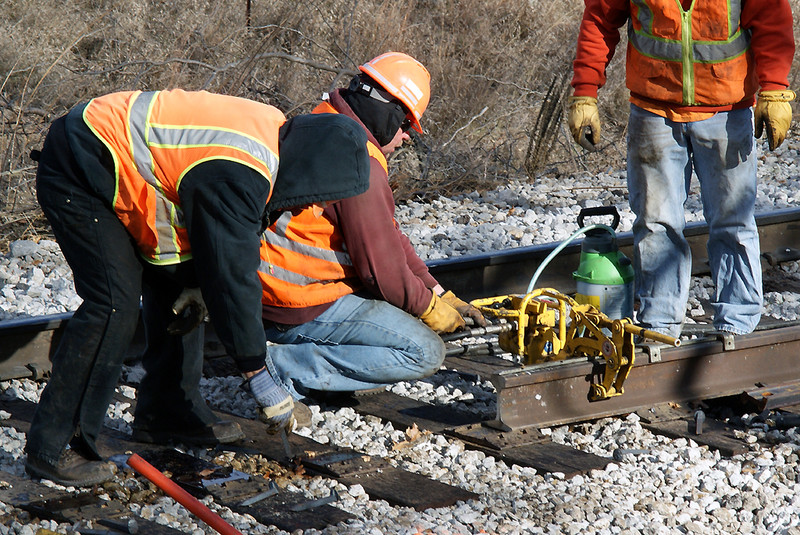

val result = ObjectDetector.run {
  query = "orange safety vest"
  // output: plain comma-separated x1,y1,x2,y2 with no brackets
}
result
626,0,757,106
258,101,387,308
83,89,283,264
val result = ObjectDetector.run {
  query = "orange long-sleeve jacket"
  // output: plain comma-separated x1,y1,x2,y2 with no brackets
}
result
571,0,794,121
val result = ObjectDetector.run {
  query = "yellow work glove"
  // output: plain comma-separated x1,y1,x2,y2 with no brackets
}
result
420,292,466,334
440,290,487,327
567,96,601,152
755,89,795,151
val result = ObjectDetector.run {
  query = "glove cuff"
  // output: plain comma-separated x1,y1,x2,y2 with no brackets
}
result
568,96,598,106
758,90,796,103
260,397,294,419
421,291,438,318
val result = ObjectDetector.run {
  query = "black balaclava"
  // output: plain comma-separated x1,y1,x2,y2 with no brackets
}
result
341,74,407,146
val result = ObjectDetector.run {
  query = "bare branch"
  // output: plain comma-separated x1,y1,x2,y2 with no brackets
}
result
466,74,538,95
441,107,488,149
0,166,37,178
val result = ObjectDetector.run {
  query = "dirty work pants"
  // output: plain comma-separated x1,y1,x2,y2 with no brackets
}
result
133,277,219,432
26,116,143,465
627,104,762,337
26,117,214,467
264,293,445,400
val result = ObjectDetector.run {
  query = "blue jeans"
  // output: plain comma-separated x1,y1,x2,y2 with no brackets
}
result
627,104,762,337
264,294,445,400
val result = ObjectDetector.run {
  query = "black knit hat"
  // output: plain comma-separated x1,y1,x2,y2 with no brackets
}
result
342,74,407,146
268,113,370,212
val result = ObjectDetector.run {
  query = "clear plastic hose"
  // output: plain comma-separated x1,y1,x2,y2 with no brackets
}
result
526,223,615,294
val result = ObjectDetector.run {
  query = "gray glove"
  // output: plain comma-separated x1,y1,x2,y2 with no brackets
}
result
167,287,207,335
243,369,295,434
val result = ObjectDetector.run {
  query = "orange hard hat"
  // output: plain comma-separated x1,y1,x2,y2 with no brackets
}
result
359,52,431,134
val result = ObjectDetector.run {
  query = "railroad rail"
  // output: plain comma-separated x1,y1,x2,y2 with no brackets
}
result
3,207,800,531
3,207,800,426
429,206,800,300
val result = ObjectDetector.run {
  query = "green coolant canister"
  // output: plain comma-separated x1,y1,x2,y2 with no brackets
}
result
572,206,634,320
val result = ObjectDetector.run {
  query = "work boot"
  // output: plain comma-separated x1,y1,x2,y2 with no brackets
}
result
26,449,117,487
131,419,245,446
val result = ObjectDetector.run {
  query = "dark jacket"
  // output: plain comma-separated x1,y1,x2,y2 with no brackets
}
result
65,107,369,372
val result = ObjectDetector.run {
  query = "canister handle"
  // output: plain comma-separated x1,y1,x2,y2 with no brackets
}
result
577,206,620,231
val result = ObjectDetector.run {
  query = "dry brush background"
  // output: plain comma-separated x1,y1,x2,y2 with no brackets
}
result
2,0,800,249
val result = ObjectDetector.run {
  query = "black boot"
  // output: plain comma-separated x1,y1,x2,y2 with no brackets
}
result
131,419,245,446
26,449,117,487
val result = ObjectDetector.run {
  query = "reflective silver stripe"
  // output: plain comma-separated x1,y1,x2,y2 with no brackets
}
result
628,25,682,60
629,0,749,63
261,212,353,266
631,0,654,32
148,126,279,175
154,197,182,263
361,63,421,110
263,229,353,267
694,30,750,62
129,92,279,179
129,91,161,189
129,91,181,260
265,212,353,266
259,211,354,285
259,260,321,286
728,1,742,38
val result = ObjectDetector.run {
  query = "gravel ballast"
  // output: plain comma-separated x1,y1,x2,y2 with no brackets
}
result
2,137,800,534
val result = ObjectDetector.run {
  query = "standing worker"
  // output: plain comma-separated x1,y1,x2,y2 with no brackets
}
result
567,0,795,338
257,52,486,403
26,88,370,487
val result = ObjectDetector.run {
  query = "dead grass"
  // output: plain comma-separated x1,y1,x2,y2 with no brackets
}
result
2,0,799,249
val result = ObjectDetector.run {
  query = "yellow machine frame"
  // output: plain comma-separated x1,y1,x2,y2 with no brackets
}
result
472,289,678,401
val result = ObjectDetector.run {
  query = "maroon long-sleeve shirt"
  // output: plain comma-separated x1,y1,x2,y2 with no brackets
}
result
261,90,437,325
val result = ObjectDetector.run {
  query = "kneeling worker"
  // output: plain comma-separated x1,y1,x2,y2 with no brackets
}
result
257,52,485,403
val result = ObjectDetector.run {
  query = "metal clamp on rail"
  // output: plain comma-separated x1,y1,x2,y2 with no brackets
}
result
640,343,662,363
714,331,736,351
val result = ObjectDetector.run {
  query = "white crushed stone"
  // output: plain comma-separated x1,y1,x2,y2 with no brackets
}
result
1,137,800,533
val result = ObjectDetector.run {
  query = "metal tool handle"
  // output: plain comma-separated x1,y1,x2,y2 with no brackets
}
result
625,324,681,347
439,322,514,342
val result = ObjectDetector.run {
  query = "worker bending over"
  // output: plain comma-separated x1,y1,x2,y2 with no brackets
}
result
258,52,485,404
567,0,795,338
26,89,370,487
